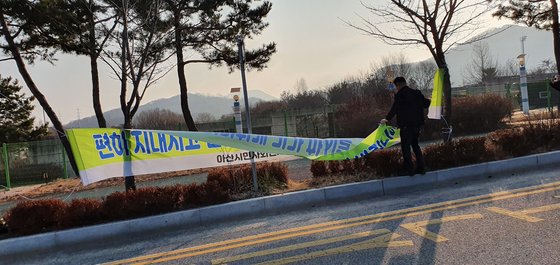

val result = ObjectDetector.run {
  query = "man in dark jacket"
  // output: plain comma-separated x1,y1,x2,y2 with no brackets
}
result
550,75,560,113
380,77,430,176
550,75,560,91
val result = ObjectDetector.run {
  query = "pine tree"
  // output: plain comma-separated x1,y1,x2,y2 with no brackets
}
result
164,0,276,131
0,75,47,143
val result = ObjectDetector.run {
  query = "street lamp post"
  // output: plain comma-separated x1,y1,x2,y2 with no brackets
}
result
518,54,529,115
237,35,259,192
230,88,243,133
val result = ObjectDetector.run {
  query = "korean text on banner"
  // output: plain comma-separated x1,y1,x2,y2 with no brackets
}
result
66,125,400,185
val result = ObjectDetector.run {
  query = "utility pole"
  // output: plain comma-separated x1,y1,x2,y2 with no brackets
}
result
237,35,259,192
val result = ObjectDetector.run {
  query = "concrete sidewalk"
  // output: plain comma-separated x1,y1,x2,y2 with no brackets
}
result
1,150,560,257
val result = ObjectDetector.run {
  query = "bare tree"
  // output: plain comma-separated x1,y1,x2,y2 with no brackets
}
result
530,59,558,75
280,90,326,110
347,0,490,129
194,112,216,123
463,42,500,85
250,100,285,116
102,0,174,130
499,58,519,77
133,108,185,130
101,0,175,190
369,53,413,83
411,60,437,92
368,53,435,93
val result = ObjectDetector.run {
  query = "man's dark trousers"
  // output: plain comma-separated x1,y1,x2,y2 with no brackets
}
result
400,126,425,174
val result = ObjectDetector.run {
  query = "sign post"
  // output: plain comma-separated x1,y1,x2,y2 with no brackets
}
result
237,35,259,192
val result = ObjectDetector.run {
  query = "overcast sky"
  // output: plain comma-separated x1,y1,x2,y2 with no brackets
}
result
2,0,512,124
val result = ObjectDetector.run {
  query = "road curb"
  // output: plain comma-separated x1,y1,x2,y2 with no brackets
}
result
1,150,560,256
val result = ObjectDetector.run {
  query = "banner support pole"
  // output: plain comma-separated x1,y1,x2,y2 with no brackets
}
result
237,35,259,192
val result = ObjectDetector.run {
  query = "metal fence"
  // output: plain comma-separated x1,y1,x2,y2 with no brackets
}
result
1,139,75,189
452,81,560,111
198,106,337,138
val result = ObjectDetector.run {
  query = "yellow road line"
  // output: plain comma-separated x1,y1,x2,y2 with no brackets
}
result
131,185,560,265
487,203,560,222
103,188,513,265
487,207,543,222
105,181,560,265
400,213,484,242
521,203,560,214
211,229,391,265
127,185,560,265
256,233,413,265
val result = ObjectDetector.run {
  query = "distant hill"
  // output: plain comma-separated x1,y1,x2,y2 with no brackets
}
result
65,90,277,128
433,24,554,86
66,25,553,128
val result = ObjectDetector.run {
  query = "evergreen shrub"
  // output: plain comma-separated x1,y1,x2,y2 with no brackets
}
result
207,162,288,194
62,198,103,228
5,199,66,235
310,161,328,177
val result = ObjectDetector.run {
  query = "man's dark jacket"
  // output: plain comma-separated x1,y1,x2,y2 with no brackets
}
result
551,80,560,92
386,86,430,128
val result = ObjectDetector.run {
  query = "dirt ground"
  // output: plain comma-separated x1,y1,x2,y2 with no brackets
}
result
0,169,208,203
0,158,314,206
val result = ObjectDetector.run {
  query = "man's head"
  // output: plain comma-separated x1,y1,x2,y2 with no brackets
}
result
393,77,407,90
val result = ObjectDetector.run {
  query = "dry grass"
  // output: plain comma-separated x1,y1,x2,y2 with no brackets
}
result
307,172,381,188
0,169,207,203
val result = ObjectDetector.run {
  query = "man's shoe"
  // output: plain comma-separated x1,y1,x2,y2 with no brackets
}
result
415,168,426,175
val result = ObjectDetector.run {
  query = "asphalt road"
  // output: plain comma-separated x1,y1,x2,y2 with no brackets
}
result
5,166,560,265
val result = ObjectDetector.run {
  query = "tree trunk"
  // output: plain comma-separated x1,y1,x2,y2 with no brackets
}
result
90,55,107,128
551,0,560,75
122,120,135,191
174,14,197,131
442,66,452,125
119,7,135,191
177,61,198,131
87,3,107,128
0,12,79,175
434,53,453,142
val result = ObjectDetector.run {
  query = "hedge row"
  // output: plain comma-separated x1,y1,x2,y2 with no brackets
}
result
207,162,288,195
2,162,288,236
422,94,513,140
335,94,513,139
311,119,560,178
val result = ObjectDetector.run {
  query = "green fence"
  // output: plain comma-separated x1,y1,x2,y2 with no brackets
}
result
452,81,560,111
0,139,75,190
196,106,337,138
